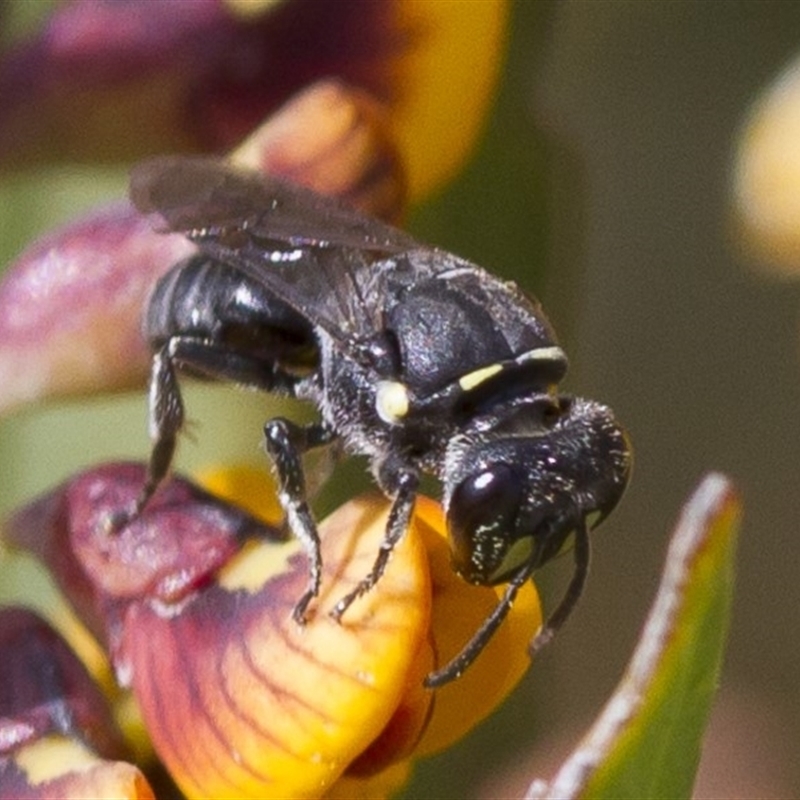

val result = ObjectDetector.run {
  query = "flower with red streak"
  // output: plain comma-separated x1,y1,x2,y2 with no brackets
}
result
3,463,540,799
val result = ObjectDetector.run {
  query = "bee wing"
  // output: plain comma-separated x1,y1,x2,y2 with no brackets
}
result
130,157,417,348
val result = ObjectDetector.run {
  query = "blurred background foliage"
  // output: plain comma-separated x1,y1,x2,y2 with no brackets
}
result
2,2,800,798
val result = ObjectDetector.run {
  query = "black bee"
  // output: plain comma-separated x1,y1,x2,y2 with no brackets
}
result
129,157,631,687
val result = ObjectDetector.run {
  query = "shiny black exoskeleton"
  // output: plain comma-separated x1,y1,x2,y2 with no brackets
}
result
130,157,632,687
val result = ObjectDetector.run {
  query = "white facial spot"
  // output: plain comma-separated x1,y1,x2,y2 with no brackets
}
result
376,380,410,424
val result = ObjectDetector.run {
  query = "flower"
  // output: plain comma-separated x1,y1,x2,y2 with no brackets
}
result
3,463,540,799
732,53,800,275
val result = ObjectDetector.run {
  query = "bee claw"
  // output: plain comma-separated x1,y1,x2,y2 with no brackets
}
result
292,590,315,625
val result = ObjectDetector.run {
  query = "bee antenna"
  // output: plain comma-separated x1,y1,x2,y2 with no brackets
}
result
424,563,532,689
529,517,591,654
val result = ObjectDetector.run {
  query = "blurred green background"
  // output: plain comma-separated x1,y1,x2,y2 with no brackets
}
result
409,4,800,798
2,2,800,798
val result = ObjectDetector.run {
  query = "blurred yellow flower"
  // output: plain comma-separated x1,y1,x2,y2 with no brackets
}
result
733,54,800,275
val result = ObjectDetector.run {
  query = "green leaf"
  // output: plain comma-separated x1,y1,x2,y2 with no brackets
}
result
528,473,740,800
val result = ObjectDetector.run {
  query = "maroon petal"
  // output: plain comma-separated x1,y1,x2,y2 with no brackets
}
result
0,607,127,758
4,462,281,655
0,0,403,165
0,204,192,416
0,609,153,799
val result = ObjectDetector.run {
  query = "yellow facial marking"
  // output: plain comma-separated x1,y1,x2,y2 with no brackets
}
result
458,363,503,392
376,381,410,424
516,346,567,365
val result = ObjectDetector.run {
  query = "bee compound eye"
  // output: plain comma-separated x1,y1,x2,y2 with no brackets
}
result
447,464,525,584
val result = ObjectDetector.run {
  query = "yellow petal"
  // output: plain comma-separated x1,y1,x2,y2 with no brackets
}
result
196,462,284,526
196,466,541,766
6,735,155,800
389,0,510,200
733,54,800,275
325,760,412,800
122,495,431,799
411,496,541,755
